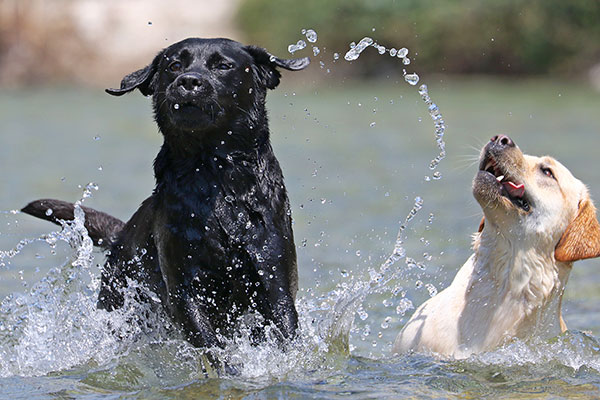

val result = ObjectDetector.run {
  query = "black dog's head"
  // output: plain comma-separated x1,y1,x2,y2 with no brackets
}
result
106,38,310,139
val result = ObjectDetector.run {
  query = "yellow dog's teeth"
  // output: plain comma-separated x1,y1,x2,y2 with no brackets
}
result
496,175,505,182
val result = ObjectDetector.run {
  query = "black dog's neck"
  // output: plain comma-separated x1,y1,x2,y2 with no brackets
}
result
153,123,271,184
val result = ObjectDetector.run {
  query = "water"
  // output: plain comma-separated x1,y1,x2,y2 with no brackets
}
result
1,79,600,396
288,40,307,54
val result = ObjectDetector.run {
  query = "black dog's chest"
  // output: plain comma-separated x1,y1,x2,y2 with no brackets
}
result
155,160,277,266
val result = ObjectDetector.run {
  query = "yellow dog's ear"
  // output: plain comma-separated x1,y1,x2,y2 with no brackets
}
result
555,198,600,262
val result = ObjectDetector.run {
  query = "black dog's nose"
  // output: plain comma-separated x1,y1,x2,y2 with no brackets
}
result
177,73,203,92
490,134,515,148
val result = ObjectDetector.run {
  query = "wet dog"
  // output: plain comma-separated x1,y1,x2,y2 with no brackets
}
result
393,135,600,358
22,38,310,362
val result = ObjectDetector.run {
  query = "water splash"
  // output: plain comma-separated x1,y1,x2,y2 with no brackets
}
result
0,176,358,384
0,184,174,378
468,331,600,373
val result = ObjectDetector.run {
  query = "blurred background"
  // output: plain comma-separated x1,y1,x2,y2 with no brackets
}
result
0,0,599,86
1,0,600,355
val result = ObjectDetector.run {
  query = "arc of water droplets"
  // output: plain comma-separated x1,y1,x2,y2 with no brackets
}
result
344,37,419,86
419,84,447,172
343,38,448,298
370,196,423,288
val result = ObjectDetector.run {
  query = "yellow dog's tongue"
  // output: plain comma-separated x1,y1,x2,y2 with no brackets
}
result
503,181,525,198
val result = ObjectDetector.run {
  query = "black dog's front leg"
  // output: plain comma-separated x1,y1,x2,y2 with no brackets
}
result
252,263,299,342
173,292,241,375
178,294,222,349
259,290,298,341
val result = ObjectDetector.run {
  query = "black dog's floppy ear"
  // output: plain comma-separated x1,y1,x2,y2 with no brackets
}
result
106,53,161,97
244,45,310,90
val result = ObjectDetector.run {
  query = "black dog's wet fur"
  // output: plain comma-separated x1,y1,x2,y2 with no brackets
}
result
22,38,309,361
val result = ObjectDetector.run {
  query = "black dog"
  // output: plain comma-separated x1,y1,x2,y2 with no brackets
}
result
22,38,309,357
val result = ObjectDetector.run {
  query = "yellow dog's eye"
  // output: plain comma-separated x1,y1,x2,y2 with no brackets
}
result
541,167,555,179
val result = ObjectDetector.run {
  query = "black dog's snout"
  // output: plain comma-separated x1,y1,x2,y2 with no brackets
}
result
490,134,515,148
176,73,204,92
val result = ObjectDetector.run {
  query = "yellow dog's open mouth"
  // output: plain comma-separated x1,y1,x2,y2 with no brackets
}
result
480,154,530,212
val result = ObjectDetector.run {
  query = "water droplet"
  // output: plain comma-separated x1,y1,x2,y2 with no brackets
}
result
396,298,414,315
227,130,233,135
344,37,373,61
402,57,411,65
389,48,397,57
397,47,409,58
244,67,250,73
381,316,392,329
404,73,420,86
370,122,376,127
288,40,307,54
432,171,442,180
333,53,340,60
45,208,53,216
173,103,180,110
391,245,405,261
224,195,234,203
312,46,320,56
426,283,438,297
93,135,100,141
358,309,369,321
305,29,318,43
378,45,386,55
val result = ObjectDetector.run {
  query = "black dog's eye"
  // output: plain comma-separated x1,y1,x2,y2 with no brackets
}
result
217,62,233,70
541,166,555,179
168,61,183,72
